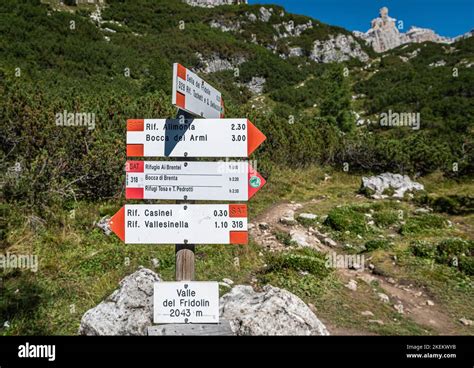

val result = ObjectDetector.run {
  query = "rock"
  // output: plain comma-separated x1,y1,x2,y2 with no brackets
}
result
368,263,375,271
248,223,256,230
246,12,257,22
280,210,296,225
220,285,329,335
95,216,112,236
219,282,232,288
378,293,390,304
209,19,241,32
415,207,431,214
195,52,246,74
298,213,318,220
368,319,384,325
258,222,270,230
323,237,338,247
184,0,248,8
245,76,266,94
310,34,369,63
394,303,404,314
151,258,160,269
345,279,358,291
429,60,446,67
387,277,396,284
289,229,310,247
273,20,313,41
426,300,435,306
222,278,234,285
79,267,160,335
259,7,273,22
459,318,473,326
354,7,456,53
361,311,374,317
288,47,304,57
361,173,424,199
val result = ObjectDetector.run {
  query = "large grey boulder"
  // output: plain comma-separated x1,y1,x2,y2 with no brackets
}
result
79,267,160,336
361,173,424,198
220,285,329,335
79,270,329,336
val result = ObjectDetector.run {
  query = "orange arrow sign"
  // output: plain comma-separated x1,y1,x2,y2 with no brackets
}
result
126,119,266,158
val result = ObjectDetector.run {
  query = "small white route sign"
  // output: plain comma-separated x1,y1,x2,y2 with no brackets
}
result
125,160,266,201
172,63,224,118
154,282,219,324
126,118,266,158
109,204,248,244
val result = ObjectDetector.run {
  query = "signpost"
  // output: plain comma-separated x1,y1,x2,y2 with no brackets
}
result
153,282,219,324
109,204,248,245
125,160,266,200
126,118,266,158
172,63,224,119
112,63,266,334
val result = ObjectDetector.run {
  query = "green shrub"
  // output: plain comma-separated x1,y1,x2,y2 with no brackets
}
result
436,238,473,264
364,239,391,252
373,210,399,228
410,241,437,259
274,231,296,247
266,249,330,277
459,256,474,276
324,206,369,235
400,214,447,235
410,238,473,276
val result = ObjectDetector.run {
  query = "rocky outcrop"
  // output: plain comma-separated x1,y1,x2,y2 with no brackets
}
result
360,173,424,199
273,20,313,39
220,285,329,335
245,76,266,94
354,7,464,53
310,34,369,63
195,52,246,73
79,269,329,336
79,267,160,336
183,0,247,8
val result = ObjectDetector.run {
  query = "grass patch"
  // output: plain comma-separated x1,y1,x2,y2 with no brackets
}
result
400,214,447,235
364,239,391,252
324,206,371,235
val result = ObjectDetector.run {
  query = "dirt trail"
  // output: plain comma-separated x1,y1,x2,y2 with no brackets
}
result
250,200,460,335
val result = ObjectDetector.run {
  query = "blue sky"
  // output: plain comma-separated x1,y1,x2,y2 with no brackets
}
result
249,0,474,37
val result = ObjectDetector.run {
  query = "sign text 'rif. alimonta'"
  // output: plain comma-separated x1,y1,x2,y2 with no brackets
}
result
126,119,265,158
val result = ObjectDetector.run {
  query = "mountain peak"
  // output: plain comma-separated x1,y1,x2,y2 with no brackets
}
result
354,7,462,52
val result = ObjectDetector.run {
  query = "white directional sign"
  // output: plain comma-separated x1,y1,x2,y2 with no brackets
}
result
125,160,266,201
154,282,219,324
109,204,248,244
126,118,265,158
172,63,224,118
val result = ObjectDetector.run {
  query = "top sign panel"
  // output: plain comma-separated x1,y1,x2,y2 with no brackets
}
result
172,63,224,118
